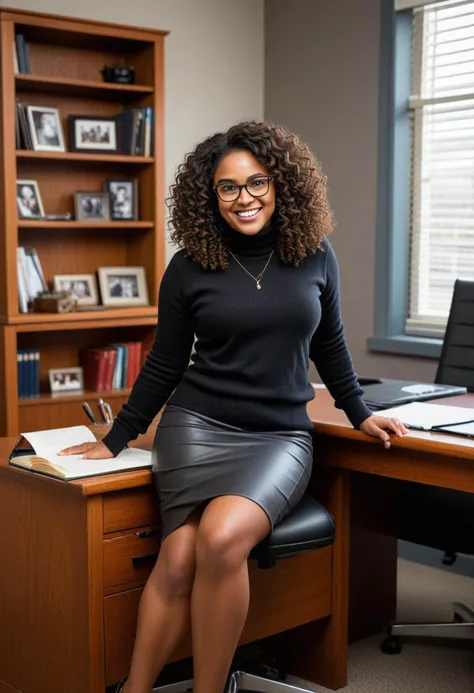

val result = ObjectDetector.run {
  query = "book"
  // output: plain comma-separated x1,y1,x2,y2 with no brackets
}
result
9,425,151,481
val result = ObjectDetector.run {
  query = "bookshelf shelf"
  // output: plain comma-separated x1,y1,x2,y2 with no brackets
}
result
19,387,132,407
16,74,154,99
1,8,166,435
10,307,158,333
16,151,154,164
18,221,154,230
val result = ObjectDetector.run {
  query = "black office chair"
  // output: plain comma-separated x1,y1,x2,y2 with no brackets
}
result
151,495,335,693
435,279,474,392
382,279,474,654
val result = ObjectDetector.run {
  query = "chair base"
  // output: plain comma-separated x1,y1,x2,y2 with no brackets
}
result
381,601,474,654
152,680,193,693
151,671,315,693
227,671,314,693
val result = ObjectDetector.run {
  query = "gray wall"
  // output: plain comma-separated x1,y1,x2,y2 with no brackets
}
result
265,0,437,381
3,0,264,262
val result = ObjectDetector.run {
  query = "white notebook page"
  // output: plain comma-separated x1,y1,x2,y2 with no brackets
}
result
20,425,151,479
377,402,474,430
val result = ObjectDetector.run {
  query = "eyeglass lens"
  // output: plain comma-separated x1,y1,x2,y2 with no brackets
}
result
215,177,270,202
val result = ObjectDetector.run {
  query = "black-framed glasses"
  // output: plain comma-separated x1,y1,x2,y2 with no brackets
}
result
213,176,273,202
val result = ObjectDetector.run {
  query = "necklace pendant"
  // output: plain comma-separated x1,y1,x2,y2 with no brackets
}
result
257,282,261,290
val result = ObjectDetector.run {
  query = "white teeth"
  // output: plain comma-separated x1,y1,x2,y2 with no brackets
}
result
236,209,260,218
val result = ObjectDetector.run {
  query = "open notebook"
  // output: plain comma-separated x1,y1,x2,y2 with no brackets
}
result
9,425,151,481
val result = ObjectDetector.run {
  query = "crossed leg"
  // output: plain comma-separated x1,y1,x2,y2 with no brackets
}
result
124,495,271,693
192,495,271,693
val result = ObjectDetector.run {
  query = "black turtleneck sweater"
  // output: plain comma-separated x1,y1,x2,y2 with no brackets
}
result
102,224,372,456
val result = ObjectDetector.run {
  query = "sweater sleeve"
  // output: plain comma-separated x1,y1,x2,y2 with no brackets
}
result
102,252,194,456
309,240,372,428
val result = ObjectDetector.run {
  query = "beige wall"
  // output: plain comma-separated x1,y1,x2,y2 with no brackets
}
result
265,0,437,381
3,0,264,261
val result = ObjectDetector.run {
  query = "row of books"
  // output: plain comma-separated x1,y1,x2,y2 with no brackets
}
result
17,247,47,313
81,342,143,392
15,103,34,150
116,107,154,157
14,35,31,74
17,350,40,398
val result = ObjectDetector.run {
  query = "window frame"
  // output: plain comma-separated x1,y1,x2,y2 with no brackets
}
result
368,0,443,358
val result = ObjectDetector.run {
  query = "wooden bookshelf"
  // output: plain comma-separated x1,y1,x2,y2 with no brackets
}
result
18,221,154,229
18,387,132,406
15,74,155,99
16,151,155,163
0,8,168,436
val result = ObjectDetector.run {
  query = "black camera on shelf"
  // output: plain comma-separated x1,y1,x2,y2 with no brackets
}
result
101,64,135,84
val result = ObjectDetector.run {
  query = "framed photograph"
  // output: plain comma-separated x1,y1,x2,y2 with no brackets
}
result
74,192,110,222
69,115,117,153
48,367,84,393
26,106,65,152
104,179,138,221
53,274,99,307
16,179,45,219
98,266,149,307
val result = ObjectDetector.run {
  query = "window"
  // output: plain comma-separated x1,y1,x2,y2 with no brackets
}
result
405,0,474,337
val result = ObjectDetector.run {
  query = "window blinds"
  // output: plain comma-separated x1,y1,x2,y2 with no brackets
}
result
406,0,474,337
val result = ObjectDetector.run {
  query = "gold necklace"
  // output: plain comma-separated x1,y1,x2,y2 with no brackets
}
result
228,249,275,290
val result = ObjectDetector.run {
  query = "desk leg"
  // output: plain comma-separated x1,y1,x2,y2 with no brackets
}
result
276,466,350,690
349,472,398,641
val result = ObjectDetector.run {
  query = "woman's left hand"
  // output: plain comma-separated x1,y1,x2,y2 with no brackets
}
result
359,415,409,449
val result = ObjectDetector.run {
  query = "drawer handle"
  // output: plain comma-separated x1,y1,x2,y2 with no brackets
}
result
132,552,158,566
135,529,158,538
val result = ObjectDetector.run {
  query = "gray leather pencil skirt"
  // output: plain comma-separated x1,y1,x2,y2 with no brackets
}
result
152,404,313,540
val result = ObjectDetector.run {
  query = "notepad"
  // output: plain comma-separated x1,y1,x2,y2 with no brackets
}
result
9,425,151,481
378,402,474,434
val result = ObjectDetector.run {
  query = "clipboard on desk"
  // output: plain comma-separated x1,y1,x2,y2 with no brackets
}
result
379,402,474,439
430,420,474,439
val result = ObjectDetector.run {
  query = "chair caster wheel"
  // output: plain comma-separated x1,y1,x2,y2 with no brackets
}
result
381,635,402,654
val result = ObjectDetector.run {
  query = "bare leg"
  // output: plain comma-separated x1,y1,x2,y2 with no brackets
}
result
192,496,271,693
124,515,199,693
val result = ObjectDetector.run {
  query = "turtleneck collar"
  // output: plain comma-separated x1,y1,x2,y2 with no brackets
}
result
222,219,278,257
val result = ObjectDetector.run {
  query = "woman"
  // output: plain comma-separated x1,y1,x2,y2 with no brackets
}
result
60,121,408,693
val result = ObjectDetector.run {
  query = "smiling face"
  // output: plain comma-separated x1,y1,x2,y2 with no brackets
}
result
213,150,275,236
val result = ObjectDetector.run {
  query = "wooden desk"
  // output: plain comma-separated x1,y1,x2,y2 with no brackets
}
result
0,423,337,693
0,391,473,693
307,391,474,645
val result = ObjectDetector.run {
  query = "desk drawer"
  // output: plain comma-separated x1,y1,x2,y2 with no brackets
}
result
104,526,160,590
103,487,159,533
104,588,191,686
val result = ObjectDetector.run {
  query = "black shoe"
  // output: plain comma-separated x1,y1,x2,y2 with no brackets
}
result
116,678,127,693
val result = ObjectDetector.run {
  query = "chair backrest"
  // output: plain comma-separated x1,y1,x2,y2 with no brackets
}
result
435,279,474,391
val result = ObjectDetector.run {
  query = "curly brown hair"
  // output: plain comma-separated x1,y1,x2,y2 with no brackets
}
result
168,121,334,270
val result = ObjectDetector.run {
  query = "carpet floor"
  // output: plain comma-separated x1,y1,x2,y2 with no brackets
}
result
288,558,474,693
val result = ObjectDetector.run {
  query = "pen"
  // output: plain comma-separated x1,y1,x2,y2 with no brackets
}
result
407,424,425,431
82,401,97,425
432,418,474,430
104,402,113,423
97,398,108,424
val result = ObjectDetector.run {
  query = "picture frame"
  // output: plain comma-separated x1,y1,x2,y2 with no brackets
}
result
53,274,100,307
26,106,65,152
98,266,149,307
16,179,45,219
74,192,110,222
104,179,138,221
48,367,84,393
69,115,118,153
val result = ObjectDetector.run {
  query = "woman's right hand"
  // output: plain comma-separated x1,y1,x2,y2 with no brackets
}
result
58,441,114,460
